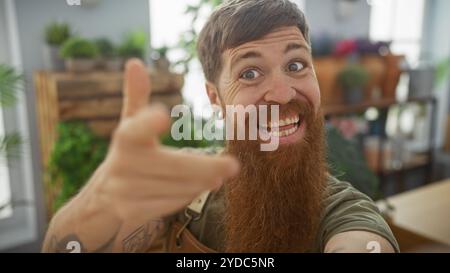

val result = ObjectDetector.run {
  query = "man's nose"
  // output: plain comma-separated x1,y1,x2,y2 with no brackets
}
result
263,73,296,105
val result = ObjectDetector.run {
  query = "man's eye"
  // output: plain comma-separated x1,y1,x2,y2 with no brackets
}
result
287,62,304,72
240,69,261,80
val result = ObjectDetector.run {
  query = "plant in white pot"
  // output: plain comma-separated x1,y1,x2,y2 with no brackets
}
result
60,37,99,73
44,22,72,71
95,38,122,71
337,64,370,104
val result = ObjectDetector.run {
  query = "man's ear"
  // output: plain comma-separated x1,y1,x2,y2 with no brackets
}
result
205,81,222,107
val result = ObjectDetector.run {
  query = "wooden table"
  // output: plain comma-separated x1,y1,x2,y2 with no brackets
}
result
378,179,450,252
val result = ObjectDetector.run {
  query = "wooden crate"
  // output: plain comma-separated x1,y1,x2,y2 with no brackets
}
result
34,70,184,169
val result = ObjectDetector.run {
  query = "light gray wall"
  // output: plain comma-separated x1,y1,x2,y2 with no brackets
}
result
304,0,371,39
0,0,10,63
420,0,450,147
15,0,150,73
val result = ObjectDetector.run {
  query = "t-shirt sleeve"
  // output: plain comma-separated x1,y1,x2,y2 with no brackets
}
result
317,176,400,252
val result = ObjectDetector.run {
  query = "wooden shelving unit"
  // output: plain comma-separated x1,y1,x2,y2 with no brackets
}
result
323,96,438,194
34,69,184,169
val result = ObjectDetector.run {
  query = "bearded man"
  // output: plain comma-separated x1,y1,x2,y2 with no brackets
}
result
43,0,399,253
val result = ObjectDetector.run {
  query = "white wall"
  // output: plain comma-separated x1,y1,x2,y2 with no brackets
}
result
304,0,371,38
421,0,450,147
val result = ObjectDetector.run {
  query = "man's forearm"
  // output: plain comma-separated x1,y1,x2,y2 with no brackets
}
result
43,218,164,253
42,191,165,253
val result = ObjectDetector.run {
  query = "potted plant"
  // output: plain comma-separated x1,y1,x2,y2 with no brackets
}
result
151,45,170,71
0,64,24,215
118,30,148,62
60,37,99,73
337,64,370,104
44,22,72,71
95,38,122,71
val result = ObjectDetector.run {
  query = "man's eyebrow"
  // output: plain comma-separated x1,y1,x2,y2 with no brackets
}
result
231,51,262,68
284,42,311,54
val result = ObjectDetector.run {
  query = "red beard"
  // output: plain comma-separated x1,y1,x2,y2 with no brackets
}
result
223,101,328,252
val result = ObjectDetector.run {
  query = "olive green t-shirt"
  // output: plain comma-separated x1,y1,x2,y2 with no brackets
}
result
166,148,400,253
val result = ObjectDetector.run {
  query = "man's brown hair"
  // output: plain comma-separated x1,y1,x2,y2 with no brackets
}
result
197,0,311,84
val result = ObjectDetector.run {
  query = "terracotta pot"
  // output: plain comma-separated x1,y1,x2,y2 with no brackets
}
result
313,56,347,106
383,54,405,100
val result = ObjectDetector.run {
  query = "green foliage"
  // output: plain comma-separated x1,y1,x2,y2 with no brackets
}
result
45,22,72,46
337,64,370,91
118,30,148,60
435,57,450,87
60,37,99,59
0,133,23,160
175,0,223,73
48,122,108,212
0,64,23,107
154,45,170,59
161,117,221,149
326,125,381,200
0,64,23,162
95,38,118,58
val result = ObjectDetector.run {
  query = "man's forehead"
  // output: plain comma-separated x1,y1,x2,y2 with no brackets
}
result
225,26,309,57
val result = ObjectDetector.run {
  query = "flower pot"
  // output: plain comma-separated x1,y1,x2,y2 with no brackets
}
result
343,88,364,104
43,45,65,71
313,56,347,106
408,66,435,98
154,56,170,72
65,59,96,73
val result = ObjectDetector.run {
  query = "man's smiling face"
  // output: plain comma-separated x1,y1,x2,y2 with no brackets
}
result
207,26,321,146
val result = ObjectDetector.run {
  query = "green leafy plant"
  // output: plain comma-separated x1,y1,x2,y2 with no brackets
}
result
45,22,72,46
0,64,24,159
60,37,99,59
48,122,108,212
326,125,381,200
118,30,148,60
153,45,169,59
95,38,119,59
174,0,223,73
0,64,24,213
337,64,370,91
0,64,23,107
435,57,450,88
161,116,221,149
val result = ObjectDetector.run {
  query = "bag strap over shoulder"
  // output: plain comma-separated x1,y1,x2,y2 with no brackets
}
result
187,190,211,216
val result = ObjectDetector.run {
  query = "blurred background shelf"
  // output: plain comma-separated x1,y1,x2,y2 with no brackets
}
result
34,70,184,170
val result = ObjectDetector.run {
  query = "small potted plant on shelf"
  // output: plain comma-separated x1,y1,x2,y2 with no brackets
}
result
151,45,170,72
337,64,370,104
44,22,72,71
60,37,99,73
118,30,148,63
95,38,122,71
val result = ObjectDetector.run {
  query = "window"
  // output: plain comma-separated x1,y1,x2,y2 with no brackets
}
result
369,0,426,67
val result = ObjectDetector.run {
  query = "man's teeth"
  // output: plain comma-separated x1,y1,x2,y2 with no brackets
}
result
268,115,300,128
270,123,299,137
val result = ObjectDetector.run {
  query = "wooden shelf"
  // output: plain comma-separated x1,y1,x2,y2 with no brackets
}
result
376,154,430,176
323,96,435,116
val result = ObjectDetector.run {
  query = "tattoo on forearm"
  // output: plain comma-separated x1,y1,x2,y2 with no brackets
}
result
122,220,163,253
44,219,163,253
44,227,120,253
